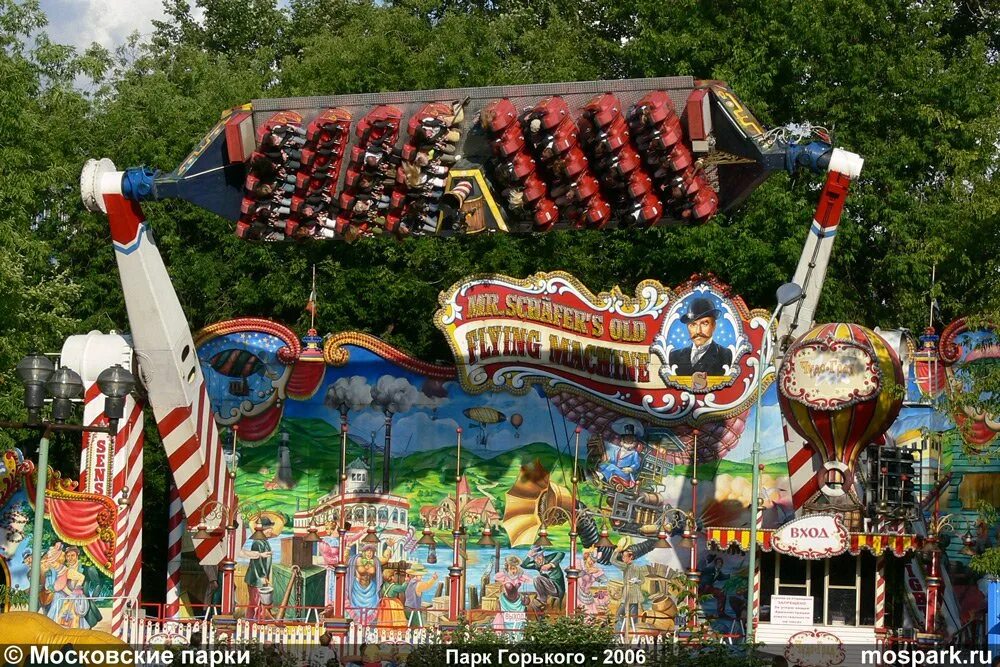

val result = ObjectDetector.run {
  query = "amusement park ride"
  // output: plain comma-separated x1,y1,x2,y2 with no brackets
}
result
12,76,989,656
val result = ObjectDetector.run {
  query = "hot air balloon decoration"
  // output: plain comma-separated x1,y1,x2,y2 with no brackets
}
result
778,323,904,512
208,348,278,397
510,413,523,438
463,406,506,448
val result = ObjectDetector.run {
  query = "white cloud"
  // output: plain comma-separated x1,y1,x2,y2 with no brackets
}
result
39,0,167,51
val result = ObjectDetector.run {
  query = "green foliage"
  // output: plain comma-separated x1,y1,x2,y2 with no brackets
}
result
0,584,29,609
521,612,616,645
404,615,766,667
0,0,83,447
977,500,1000,527
969,547,1000,578
242,643,299,667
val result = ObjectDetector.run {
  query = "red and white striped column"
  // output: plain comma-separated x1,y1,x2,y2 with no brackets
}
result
165,481,184,618
875,554,887,650
66,331,145,638
113,396,144,636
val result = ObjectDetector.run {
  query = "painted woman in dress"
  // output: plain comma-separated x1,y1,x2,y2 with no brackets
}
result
347,543,383,625
492,556,532,632
41,543,69,625
375,563,408,629
577,548,608,615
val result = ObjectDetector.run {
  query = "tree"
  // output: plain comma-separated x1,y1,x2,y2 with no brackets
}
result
620,0,1000,330
0,0,85,446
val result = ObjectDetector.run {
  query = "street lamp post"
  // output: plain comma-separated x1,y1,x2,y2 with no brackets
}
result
745,283,803,643
7,353,136,613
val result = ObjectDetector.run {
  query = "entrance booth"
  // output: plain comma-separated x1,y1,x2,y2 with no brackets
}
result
708,515,918,665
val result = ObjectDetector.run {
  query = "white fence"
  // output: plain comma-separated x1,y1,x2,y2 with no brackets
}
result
122,613,439,648
123,616,325,646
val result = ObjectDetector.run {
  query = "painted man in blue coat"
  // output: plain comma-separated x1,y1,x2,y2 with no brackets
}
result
597,424,642,485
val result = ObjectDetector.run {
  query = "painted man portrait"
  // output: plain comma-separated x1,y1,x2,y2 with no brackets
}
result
668,297,733,384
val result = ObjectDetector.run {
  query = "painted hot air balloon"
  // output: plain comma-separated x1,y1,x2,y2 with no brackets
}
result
511,413,523,438
421,377,449,419
208,349,276,396
778,323,904,501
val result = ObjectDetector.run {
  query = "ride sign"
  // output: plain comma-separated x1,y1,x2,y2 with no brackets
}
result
435,271,772,425
771,514,849,559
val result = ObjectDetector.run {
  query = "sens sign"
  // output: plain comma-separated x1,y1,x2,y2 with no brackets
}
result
772,515,849,560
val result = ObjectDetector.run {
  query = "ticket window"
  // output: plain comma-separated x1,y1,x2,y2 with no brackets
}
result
759,552,877,626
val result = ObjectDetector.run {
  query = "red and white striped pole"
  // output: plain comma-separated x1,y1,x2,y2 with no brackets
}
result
165,481,184,618
875,553,886,650
112,397,144,636
81,160,231,572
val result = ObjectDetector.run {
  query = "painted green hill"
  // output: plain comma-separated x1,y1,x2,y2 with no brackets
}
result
234,417,600,540
233,417,783,549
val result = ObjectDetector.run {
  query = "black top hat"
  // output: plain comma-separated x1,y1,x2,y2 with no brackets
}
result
680,297,721,324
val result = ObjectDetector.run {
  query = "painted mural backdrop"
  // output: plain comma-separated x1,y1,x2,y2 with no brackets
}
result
185,269,1000,634
900,322,1000,628
194,273,802,632
0,449,114,628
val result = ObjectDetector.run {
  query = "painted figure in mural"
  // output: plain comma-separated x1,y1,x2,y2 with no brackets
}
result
596,424,643,487
57,547,97,629
698,555,730,619
493,556,532,632
611,545,649,632
347,542,393,623
577,548,609,615
243,517,275,620
41,543,69,623
317,539,340,604
521,546,566,609
668,297,733,384
403,563,438,627
376,563,408,628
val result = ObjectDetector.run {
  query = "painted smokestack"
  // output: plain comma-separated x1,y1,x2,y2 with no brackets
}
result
275,429,294,489
382,411,392,493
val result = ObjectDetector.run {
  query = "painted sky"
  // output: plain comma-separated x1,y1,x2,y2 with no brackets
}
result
280,345,791,464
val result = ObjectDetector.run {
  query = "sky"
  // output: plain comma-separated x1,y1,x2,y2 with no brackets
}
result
38,0,170,51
